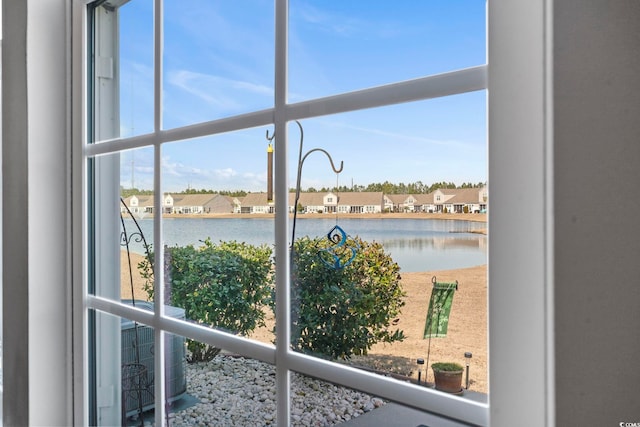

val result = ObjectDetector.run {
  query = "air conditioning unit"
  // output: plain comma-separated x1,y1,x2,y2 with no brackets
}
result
121,301,187,417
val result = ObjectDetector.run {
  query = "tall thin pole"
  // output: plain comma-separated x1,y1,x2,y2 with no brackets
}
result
267,143,274,202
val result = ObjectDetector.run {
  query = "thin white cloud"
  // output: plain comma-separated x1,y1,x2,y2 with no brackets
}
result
296,3,361,37
154,158,267,192
214,168,238,179
295,2,406,39
136,166,154,174
317,119,467,148
167,69,273,110
161,156,187,177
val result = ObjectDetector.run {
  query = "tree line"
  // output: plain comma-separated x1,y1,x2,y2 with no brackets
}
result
121,180,485,198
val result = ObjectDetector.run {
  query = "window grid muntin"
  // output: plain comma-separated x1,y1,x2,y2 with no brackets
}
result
83,0,489,425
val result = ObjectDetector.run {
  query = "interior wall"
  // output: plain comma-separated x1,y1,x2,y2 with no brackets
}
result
2,1,30,425
2,0,71,425
554,1,640,424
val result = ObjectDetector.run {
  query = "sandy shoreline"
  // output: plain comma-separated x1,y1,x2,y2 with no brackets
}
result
152,211,486,222
121,260,488,394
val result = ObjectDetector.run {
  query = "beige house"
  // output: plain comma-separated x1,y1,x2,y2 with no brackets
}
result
293,192,339,213
236,191,384,214
123,189,486,215
383,194,418,212
120,190,489,215
239,192,274,214
336,192,384,214
122,193,239,215
172,194,236,214
121,195,155,215
416,186,488,213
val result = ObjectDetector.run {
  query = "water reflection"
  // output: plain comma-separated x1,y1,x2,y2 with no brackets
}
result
121,217,486,272
382,234,486,272
382,235,487,251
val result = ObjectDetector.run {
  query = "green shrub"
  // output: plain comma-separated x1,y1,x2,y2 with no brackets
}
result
139,239,273,362
288,236,406,360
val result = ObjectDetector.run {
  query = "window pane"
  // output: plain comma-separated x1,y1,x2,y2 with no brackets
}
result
290,372,384,425
90,149,156,302
167,339,277,425
92,310,190,426
289,1,486,102
91,0,155,143
119,0,155,138
287,96,488,395
286,93,487,193
155,131,276,344
162,0,275,129
162,128,274,197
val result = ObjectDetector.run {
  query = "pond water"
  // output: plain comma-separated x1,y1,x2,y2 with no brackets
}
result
121,217,487,273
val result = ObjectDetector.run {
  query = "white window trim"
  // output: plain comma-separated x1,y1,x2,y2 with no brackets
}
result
488,1,554,425
0,0,554,425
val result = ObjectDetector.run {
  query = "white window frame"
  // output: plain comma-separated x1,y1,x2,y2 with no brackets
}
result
72,0,548,426
0,0,553,425
80,0,491,422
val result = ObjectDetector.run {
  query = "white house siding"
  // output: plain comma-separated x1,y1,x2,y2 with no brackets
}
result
306,204,325,213
123,190,487,215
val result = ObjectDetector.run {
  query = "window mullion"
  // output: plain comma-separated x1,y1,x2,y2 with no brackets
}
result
152,0,168,426
274,0,291,426
283,66,487,122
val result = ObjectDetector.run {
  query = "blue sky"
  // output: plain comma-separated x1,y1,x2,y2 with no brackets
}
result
118,1,486,193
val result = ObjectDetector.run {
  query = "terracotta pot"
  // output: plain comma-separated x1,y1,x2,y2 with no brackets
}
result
432,368,463,393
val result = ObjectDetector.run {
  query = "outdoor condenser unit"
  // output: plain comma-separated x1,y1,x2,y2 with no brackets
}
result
121,301,187,417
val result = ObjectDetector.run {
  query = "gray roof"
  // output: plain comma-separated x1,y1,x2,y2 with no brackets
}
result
172,194,217,206
338,192,384,206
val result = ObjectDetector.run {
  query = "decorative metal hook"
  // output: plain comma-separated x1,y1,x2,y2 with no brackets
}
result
265,127,275,142
299,148,343,176
290,120,344,249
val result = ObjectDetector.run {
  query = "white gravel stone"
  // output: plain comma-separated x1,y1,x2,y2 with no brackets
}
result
152,355,386,426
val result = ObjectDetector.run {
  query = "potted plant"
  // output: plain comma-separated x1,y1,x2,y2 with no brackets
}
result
431,362,464,394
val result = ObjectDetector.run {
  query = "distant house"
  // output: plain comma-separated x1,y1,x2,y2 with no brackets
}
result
123,188,487,216
445,187,488,213
383,194,418,212
171,193,235,214
204,194,237,214
121,195,155,215
292,192,338,213
121,195,140,214
171,194,210,214
416,186,488,213
163,194,174,214
237,191,383,214
121,193,239,215
413,193,434,213
239,193,274,214
336,192,384,214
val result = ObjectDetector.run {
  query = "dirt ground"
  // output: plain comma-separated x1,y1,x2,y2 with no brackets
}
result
120,213,488,394
247,264,488,394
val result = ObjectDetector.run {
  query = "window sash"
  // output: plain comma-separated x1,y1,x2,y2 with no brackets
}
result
79,1,490,425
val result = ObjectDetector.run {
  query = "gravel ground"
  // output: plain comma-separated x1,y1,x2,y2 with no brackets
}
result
161,355,385,426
